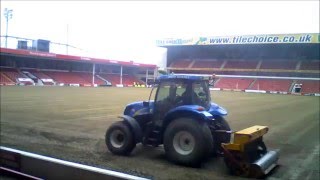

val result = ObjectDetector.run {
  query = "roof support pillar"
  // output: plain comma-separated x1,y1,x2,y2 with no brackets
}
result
92,63,95,86
120,65,123,85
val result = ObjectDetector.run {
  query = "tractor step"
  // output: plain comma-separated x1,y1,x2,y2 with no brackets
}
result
142,125,161,147
143,137,160,147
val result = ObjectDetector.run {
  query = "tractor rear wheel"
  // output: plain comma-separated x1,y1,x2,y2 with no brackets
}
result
163,118,213,166
105,121,136,155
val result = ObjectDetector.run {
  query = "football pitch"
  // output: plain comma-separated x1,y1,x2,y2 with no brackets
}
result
1,86,319,180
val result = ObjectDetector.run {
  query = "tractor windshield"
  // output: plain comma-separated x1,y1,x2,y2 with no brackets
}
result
191,80,211,109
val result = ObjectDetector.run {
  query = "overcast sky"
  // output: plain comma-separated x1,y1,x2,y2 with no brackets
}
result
1,0,319,66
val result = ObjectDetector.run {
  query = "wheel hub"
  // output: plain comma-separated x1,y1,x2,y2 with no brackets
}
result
110,130,125,148
173,131,195,155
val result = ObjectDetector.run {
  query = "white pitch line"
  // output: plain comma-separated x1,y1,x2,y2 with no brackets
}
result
288,144,320,180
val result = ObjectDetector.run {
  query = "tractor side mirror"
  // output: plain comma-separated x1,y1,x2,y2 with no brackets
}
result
143,101,149,107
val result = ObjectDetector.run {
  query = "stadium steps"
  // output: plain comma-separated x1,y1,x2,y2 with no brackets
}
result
0,73,14,83
295,61,302,70
188,60,195,68
21,71,38,84
17,69,29,79
289,80,297,93
96,75,111,85
248,79,257,89
220,60,228,69
256,60,263,69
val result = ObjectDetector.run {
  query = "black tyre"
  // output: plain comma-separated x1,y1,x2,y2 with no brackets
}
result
214,116,231,154
105,121,136,155
163,118,213,166
214,116,231,143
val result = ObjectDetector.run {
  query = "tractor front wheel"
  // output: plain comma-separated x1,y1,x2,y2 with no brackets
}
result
105,121,136,155
163,118,213,166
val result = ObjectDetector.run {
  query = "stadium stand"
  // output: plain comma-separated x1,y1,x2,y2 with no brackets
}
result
300,60,320,70
170,59,192,68
43,71,91,85
224,60,258,69
214,78,253,90
297,80,320,93
1,68,25,81
25,70,55,85
250,79,292,92
260,60,298,70
97,73,142,86
0,68,34,85
192,59,223,68
0,72,15,85
0,42,157,87
122,74,142,86
97,73,120,85
72,72,106,85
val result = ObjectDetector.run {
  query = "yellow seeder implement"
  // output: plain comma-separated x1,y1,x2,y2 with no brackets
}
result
221,125,279,178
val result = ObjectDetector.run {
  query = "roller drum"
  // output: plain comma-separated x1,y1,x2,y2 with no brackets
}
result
251,150,279,175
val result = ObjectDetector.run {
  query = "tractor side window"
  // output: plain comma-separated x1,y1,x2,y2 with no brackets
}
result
155,80,187,107
192,81,210,109
156,82,171,102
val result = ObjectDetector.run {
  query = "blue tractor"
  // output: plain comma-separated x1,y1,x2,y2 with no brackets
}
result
105,74,279,178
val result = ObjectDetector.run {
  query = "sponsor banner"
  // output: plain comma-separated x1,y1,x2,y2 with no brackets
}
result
69,84,80,87
18,78,32,82
269,91,279,94
116,84,124,87
82,84,92,87
156,33,320,46
245,90,267,93
41,79,54,82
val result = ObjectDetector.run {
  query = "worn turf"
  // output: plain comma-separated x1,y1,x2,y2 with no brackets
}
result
0,86,319,180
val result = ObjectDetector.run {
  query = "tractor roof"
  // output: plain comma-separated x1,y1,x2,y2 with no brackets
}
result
157,74,213,81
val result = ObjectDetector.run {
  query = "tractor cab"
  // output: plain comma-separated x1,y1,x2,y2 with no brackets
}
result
151,75,212,126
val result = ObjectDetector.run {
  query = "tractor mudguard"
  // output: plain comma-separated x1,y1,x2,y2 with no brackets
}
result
163,105,213,130
118,115,142,143
209,103,228,116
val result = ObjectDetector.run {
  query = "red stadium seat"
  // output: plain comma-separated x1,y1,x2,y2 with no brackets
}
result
192,60,223,68
250,79,292,92
43,71,90,85
300,60,320,70
170,59,192,68
224,60,258,69
214,78,253,90
260,60,297,70
297,80,320,93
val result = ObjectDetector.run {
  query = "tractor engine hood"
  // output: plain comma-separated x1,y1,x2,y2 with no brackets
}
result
124,101,154,117
208,102,228,116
